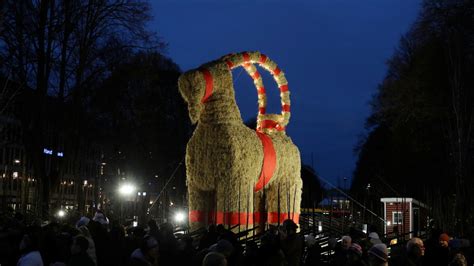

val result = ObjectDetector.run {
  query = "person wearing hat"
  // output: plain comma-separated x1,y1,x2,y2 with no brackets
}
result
368,232,382,245
280,219,304,266
439,233,450,248
129,235,159,266
202,252,227,266
68,235,95,266
209,239,234,258
304,234,322,266
433,233,451,265
368,243,388,266
347,243,367,266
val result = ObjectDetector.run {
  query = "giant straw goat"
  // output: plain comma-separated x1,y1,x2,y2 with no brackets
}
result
178,51,302,231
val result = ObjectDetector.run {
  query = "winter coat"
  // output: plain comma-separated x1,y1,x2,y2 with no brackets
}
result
17,250,44,266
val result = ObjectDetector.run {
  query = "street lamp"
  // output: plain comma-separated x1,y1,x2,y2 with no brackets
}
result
118,183,136,196
118,183,136,224
57,209,66,219
174,211,186,224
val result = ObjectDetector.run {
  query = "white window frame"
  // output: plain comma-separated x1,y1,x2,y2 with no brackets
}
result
392,211,403,225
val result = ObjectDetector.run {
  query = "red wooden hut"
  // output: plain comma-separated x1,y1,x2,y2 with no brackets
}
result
381,197,429,239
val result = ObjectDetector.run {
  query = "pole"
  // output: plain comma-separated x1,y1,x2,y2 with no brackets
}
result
238,182,241,234
277,183,281,226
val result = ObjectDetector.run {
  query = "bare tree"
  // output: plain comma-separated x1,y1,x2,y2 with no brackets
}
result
0,0,163,217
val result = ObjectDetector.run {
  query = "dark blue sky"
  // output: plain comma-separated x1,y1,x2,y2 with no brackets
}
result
149,0,421,186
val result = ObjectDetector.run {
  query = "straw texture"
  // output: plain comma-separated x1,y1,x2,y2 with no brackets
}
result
178,52,302,231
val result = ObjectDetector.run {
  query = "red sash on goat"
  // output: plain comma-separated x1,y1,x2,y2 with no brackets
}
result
199,69,277,192
254,131,277,192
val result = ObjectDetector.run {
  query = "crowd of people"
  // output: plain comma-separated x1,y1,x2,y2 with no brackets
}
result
328,231,471,266
0,209,472,266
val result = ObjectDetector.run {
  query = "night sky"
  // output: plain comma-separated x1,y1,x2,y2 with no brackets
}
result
149,0,421,186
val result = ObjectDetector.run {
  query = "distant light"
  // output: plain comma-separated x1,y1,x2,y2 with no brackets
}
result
13,159,20,164
101,162,107,166
12,172,18,178
142,192,146,196
57,210,66,218
174,211,186,223
138,192,141,196
70,181,74,185
149,201,153,205
318,221,323,232
118,183,136,196
43,148,53,155
84,180,88,185
57,152,64,157
387,221,391,226
133,221,138,227
170,201,174,206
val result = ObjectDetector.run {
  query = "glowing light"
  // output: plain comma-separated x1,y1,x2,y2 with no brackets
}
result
43,148,53,155
57,210,66,218
12,172,18,178
174,211,186,223
387,221,391,226
14,159,20,164
142,192,146,196
84,180,88,185
118,183,136,196
133,221,138,227
138,192,141,196
57,152,64,157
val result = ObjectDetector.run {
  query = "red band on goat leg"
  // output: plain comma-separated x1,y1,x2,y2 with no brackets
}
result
254,132,277,192
189,210,207,223
200,69,213,103
267,212,299,224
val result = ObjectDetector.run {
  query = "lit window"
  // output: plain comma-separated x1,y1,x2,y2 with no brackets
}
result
393,211,403,224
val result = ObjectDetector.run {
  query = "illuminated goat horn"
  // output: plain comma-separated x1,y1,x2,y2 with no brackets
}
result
222,51,291,133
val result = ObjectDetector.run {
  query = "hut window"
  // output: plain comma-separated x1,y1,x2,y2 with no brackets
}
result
393,211,403,224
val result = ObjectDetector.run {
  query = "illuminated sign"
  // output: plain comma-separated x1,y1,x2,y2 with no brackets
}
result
43,148,64,157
